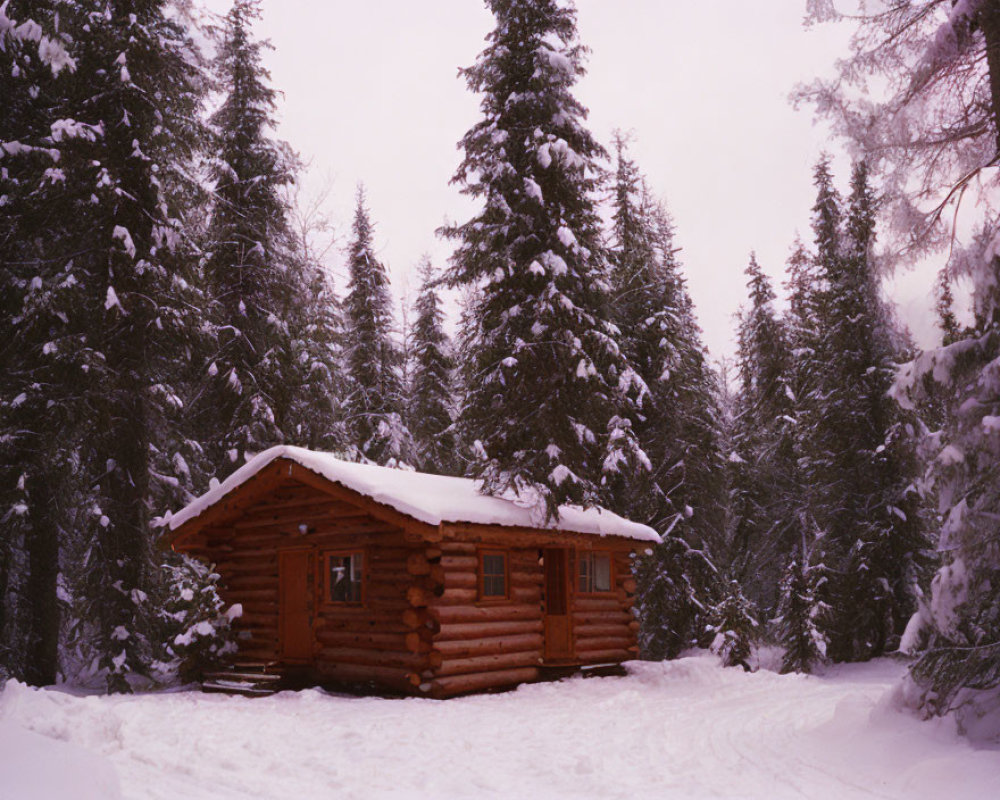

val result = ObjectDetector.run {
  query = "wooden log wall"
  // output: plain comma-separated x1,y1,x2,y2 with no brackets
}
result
182,479,431,695
180,475,641,698
421,542,543,698
570,549,639,664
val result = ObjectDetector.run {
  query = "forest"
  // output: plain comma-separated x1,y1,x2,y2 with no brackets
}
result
1,0,998,744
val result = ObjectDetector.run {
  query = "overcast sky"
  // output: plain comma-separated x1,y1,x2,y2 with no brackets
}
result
230,0,939,359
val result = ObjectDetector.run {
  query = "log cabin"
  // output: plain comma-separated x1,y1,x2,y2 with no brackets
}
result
161,446,660,698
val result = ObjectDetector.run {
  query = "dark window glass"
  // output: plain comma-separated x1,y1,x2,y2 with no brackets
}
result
482,553,506,597
578,554,591,593
328,553,363,603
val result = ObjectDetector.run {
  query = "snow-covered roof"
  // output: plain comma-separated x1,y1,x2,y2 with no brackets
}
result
165,445,660,543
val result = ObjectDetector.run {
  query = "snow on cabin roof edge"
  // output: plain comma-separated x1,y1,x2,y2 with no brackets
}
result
163,445,661,543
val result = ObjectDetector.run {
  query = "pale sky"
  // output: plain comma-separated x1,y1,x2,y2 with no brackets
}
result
223,1,940,358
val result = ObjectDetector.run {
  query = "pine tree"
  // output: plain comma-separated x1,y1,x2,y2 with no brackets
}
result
708,580,758,670
9,0,213,692
407,258,458,474
790,159,929,662
604,137,723,656
283,183,347,454
200,0,296,474
343,187,408,465
443,0,646,519
0,1,81,685
731,254,797,612
775,544,829,674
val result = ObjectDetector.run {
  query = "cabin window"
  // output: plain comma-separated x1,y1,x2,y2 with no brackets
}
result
325,551,363,604
578,551,612,594
479,551,508,599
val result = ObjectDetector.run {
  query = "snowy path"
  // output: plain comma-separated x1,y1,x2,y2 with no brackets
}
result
1,655,998,799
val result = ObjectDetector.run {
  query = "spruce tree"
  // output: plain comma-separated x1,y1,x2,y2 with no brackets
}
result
604,137,723,656
731,254,796,612
343,187,408,464
407,258,458,474
0,0,81,684
200,0,296,474
443,0,646,519
791,159,929,662
775,545,829,674
708,580,758,670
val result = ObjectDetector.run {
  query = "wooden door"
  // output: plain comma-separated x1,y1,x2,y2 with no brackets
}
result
279,549,314,662
543,548,573,660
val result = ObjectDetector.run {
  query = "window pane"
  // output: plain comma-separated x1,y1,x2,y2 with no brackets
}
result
349,553,363,602
594,555,612,592
578,554,591,593
482,554,506,596
329,554,363,603
329,556,350,602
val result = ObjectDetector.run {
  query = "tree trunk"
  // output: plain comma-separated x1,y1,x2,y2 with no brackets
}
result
24,475,60,686
979,2,1000,156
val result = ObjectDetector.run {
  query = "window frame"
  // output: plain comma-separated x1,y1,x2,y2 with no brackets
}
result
322,549,366,607
477,548,510,602
577,550,615,596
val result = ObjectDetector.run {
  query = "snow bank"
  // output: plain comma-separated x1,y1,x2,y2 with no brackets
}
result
3,657,998,799
164,445,660,542
0,684,121,800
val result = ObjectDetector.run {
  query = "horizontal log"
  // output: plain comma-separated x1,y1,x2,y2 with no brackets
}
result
428,604,539,624
510,587,541,603
228,612,276,627
425,547,443,561
439,587,478,604
316,662,420,692
318,647,430,671
440,542,477,555
440,555,478,570
222,575,279,591
435,619,543,641
621,578,637,594
575,648,631,663
571,610,632,625
574,636,633,652
235,647,278,661
433,633,543,659
443,572,478,590
315,630,406,649
435,650,541,678
572,596,623,612
431,666,538,698
510,570,543,585
573,623,632,638
225,588,277,602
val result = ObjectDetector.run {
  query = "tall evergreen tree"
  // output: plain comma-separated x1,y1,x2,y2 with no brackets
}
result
407,258,458,474
443,0,646,519
801,0,1000,731
343,187,408,464
200,0,296,474
731,254,796,612
0,0,213,691
793,159,929,662
604,137,723,656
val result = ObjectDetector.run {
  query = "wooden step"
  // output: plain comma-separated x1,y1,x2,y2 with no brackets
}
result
202,680,277,697
203,670,282,683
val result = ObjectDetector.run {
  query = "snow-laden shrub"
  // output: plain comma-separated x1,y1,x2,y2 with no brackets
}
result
151,555,238,684
708,580,758,670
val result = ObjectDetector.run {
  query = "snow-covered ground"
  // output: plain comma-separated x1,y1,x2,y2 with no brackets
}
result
1,655,997,800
